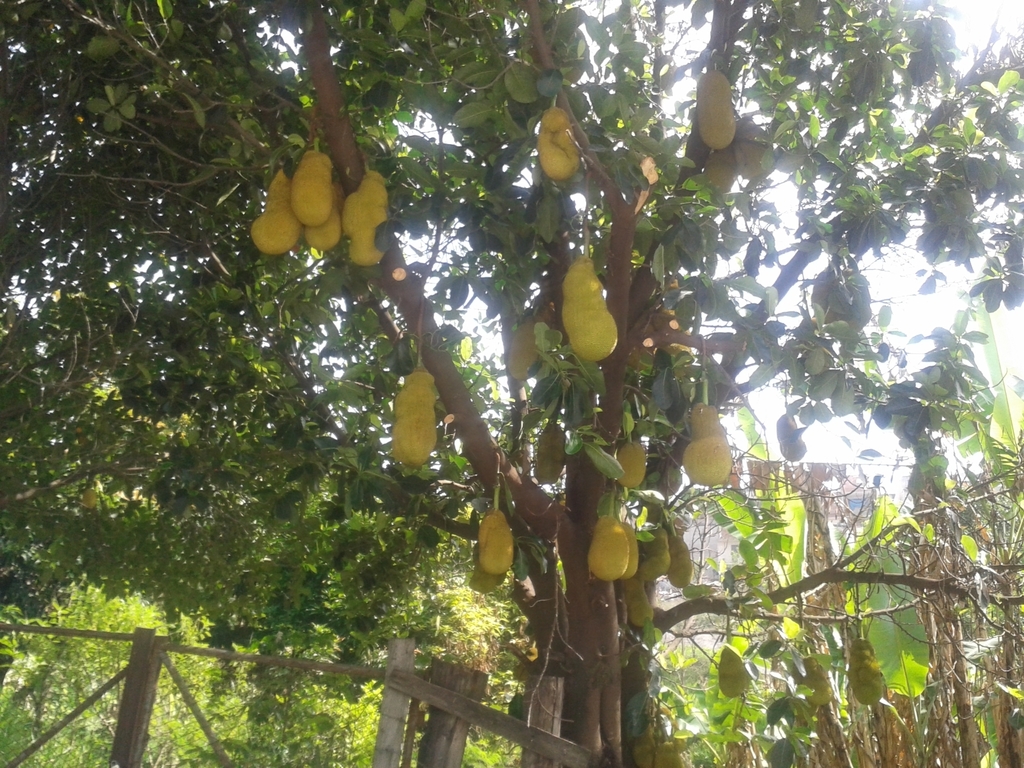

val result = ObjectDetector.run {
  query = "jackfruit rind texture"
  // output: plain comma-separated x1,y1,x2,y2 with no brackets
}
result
469,559,505,593
342,171,389,266
508,318,539,380
537,107,580,182
535,422,565,484
632,728,656,768
290,150,335,226
251,170,302,255
682,404,732,486
391,369,437,467
847,638,884,705
636,529,671,581
801,658,833,706
696,71,736,150
623,523,639,580
478,510,515,575
717,644,749,698
624,577,653,627
666,534,693,588
705,149,737,192
562,257,617,362
653,743,683,768
616,441,646,488
588,516,631,581
304,183,344,251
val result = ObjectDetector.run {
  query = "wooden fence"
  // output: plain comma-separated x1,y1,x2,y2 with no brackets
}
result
0,623,595,767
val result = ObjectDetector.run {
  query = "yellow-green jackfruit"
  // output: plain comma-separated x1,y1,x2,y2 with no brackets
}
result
290,150,334,227
636,529,671,581
616,441,646,489
717,645,749,698
666,534,693,588
682,404,732,486
508,318,539,381
535,422,565,484
696,71,736,150
624,577,653,627
537,107,580,181
847,638,884,705
588,516,632,581
342,171,388,266
251,169,302,255
562,257,617,362
391,368,437,467
479,510,515,576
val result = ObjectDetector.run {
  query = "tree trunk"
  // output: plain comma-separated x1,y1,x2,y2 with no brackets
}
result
417,660,488,768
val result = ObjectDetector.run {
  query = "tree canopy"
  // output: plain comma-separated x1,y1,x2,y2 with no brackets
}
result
4,0,1024,764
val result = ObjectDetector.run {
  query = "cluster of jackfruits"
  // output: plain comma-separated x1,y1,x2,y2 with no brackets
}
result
694,71,771,193
717,644,751,698
588,515,639,581
342,171,389,266
534,422,565,484
478,509,515,576
537,107,580,182
616,441,646,489
811,264,872,330
562,256,617,362
391,368,437,467
251,150,346,256
847,638,885,705
682,404,733,486
508,317,539,381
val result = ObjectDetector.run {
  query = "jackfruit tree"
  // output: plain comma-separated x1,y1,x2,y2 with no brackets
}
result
4,1,1024,765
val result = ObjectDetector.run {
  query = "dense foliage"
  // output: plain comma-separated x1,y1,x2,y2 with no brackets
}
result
3,0,1024,764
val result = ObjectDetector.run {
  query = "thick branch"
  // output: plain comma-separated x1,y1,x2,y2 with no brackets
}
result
302,6,566,540
656,565,985,631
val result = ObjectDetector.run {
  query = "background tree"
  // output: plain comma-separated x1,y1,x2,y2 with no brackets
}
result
3,0,1024,764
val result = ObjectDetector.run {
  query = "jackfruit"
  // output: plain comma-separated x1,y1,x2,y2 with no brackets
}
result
535,422,565,484
666,534,693,588
682,404,732,486
654,742,683,768
537,107,580,182
632,727,656,768
469,559,505,593
290,150,334,226
696,71,736,150
777,414,807,462
508,318,539,381
588,516,632,581
304,183,344,251
717,645,749,698
847,638,884,705
81,489,98,509
623,523,639,580
800,658,833,707
704,148,737,192
251,169,302,255
636,529,671,581
734,139,772,180
562,257,617,361
342,171,389,266
624,577,653,627
479,510,515,575
811,267,872,330
391,368,437,467
616,441,646,489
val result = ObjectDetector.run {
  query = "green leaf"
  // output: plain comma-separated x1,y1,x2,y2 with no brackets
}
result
998,69,1021,95
961,534,978,562
453,101,494,129
405,0,427,21
536,69,564,98
504,64,539,103
390,9,407,32
867,609,930,698
157,0,173,19
582,442,624,480
769,738,795,768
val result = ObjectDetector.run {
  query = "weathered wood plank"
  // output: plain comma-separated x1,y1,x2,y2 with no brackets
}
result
387,669,594,768
418,660,488,767
372,638,416,768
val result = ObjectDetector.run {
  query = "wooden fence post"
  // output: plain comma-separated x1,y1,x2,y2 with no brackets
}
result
521,675,565,768
109,628,162,768
417,660,488,768
372,638,416,768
